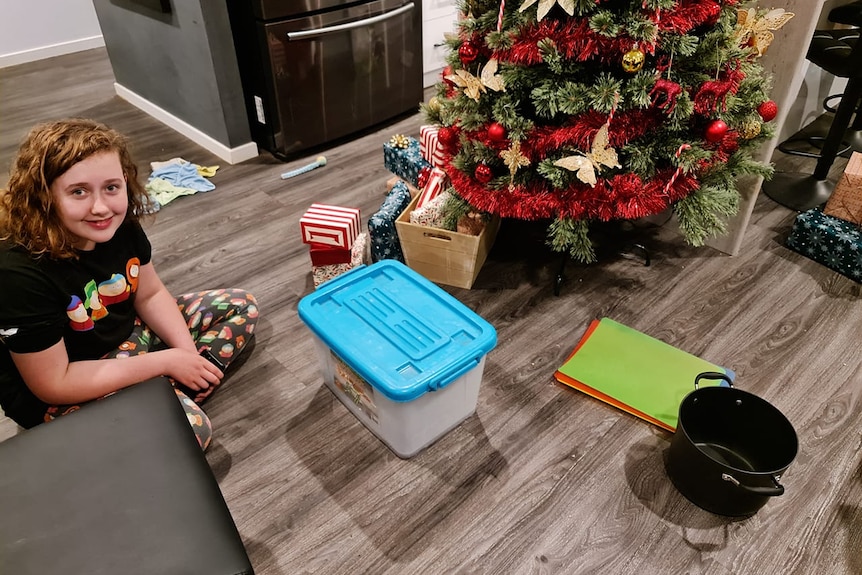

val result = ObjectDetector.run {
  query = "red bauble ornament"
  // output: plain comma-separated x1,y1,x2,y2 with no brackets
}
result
758,100,778,122
458,42,479,65
437,126,457,147
442,65,455,87
705,120,729,143
474,163,493,184
487,122,506,142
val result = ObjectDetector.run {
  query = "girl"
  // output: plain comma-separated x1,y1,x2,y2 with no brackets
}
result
0,118,258,449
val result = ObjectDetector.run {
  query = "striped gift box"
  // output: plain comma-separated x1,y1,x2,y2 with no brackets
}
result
419,125,446,168
415,167,449,210
300,204,361,249
307,204,361,241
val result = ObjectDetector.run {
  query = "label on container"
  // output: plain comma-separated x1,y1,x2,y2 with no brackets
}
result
332,352,378,424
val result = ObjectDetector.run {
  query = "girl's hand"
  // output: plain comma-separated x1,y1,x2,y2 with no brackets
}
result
161,348,223,391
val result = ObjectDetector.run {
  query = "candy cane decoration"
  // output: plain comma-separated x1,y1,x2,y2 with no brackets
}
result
607,91,620,126
664,144,691,194
280,156,327,180
497,0,506,32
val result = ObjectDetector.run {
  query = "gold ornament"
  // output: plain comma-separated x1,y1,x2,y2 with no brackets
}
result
622,48,645,73
428,96,441,112
553,122,620,187
742,119,762,139
389,134,409,148
500,140,530,182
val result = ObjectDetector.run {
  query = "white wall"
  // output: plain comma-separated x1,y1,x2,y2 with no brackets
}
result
0,0,103,68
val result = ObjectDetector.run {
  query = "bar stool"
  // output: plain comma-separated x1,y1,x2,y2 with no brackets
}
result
828,0,862,149
776,28,860,159
763,26,862,211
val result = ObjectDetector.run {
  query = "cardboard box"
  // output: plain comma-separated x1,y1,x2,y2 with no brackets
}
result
395,194,500,289
298,260,497,458
824,151,862,225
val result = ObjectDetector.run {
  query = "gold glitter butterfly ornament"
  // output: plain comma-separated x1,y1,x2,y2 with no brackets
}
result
445,59,506,102
553,123,621,187
734,8,795,57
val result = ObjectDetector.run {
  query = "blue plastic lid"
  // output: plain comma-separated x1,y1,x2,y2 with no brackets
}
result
298,260,497,402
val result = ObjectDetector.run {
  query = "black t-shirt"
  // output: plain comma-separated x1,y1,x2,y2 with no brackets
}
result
0,220,152,427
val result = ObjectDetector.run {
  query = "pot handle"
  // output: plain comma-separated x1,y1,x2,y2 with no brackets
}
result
721,473,785,497
694,371,734,390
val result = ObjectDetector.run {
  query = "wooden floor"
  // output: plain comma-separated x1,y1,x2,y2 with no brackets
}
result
2,49,861,575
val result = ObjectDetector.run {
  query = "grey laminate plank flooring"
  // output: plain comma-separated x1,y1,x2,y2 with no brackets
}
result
1,48,860,575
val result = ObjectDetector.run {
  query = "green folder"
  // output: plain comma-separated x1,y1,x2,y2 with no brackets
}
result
554,318,732,432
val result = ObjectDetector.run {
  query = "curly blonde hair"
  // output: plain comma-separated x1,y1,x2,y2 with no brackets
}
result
0,118,152,259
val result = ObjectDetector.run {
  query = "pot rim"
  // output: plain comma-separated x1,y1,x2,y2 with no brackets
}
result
676,386,798,474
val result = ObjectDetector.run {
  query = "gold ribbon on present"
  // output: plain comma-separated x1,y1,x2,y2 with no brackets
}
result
389,134,410,149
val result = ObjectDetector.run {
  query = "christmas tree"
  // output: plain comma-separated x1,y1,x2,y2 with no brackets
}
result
422,0,791,262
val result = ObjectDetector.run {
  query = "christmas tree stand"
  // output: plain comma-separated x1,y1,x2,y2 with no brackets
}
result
553,222,651,296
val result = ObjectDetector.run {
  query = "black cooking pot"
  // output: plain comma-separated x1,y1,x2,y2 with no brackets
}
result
665,372,798,517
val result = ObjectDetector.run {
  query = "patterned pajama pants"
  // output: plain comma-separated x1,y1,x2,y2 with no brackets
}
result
44,289,259,450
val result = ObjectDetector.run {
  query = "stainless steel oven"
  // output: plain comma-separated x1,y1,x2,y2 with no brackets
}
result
227,0,423,159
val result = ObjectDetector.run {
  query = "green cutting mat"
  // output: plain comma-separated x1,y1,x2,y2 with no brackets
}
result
556,318,731,430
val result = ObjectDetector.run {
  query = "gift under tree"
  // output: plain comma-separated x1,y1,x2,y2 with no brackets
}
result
423,0,791,261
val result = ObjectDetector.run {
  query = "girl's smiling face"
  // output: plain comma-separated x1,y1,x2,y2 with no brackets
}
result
50,151,129,251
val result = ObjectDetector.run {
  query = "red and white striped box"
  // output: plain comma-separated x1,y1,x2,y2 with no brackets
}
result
419,125,446,168
416,167,449,210
301,204,361,249
309,204,361,238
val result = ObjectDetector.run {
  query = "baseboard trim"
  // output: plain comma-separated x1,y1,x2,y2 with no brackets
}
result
0,36,105,69
114,83,259,165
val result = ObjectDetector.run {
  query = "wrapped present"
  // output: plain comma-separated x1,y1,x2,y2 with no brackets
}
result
369,180,412,263
786,208,862,283
310,245,352,266
419,125,446,168
383,134,432,188
300,213,357,249
301,204,361,249
308,204,361,238
410,191,451,229
824,151,862,225
385,175,420,198
416,167,449,209
457,212,487,236
313,233,368,288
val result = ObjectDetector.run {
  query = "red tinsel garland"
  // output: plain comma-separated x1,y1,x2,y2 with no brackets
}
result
446,164,700,222
496,0,732,66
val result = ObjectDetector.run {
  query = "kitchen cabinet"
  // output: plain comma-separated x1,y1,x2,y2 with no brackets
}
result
422,0,458,87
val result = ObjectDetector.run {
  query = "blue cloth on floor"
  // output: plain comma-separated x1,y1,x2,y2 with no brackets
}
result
149,162,215,192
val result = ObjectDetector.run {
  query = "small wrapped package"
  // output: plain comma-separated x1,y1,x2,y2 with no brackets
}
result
824,151,862,225
383,134,432,188
409,191,451,229
368,181,412,263
419,125,446,168
312,233,368,288
785,208,862,283
310,245,352,266
415,167,449,210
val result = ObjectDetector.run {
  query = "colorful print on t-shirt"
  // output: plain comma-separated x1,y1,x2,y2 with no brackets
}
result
65,257,141,331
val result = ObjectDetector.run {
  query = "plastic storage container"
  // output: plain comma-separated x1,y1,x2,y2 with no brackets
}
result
297,260,497,458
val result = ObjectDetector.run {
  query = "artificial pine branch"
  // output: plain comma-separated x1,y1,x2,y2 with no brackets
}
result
548,218,596,263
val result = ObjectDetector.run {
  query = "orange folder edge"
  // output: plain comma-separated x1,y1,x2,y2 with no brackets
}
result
553,319,676,433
